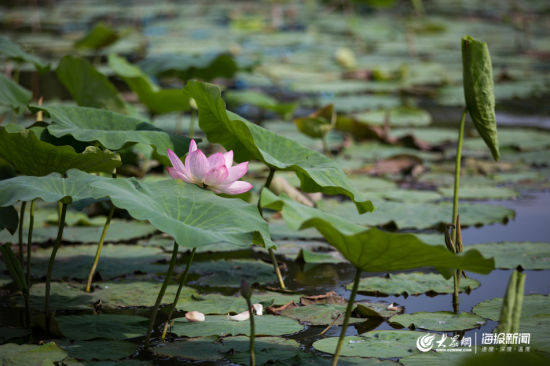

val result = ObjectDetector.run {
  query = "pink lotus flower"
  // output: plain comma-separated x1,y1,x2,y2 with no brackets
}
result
167,140,253,195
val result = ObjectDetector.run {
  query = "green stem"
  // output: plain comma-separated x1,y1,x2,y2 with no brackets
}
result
246,296,256,366
257,168,286,290
85,203,115,293
451,109,467,238
451,108,467,314
321,134,331,156
161,247,196,341
331,267,361,366
145,241,179,348
18,202,26,266
45,202,68,334
24,200,35,327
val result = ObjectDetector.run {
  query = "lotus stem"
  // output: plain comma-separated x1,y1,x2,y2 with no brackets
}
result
45,201,68,334
257,168,286,290
451,108,467,313
246,295,256,366
331,267,361,366
145,241,179,348
24,199,35,327
322,135,330,156
18,201,26,265
85,202,115,293
161,247,196,341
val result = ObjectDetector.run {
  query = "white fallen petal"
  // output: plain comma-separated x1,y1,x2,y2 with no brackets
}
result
185,311,205,322
229,310,250,321
252,303,263,316
386,303,399,311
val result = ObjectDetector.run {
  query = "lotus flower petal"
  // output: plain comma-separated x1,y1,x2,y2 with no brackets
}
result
214,181,253,195
252,303,263,316
185,311,205,322
188,139,198,153
204,165,229,186
207,152,226,169
187,149,209,182
223,150,234,168
226,162,248,183
229,310,250,321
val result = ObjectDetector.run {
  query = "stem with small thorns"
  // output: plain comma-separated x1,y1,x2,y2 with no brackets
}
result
45,202,67,334
257,168,286,290
331,267,361,366
18,202,26,265
85,202,115,293
24,200,35,327
145,242,179,348
161,247,196,341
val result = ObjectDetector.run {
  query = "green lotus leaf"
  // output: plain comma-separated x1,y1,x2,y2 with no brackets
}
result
139,52,238,81
0,74,32,113
108,54,190,115
0,36,49,72
281,304,364,326
349,272,480,296
261,190,495,276
354,106,432,127
225,89,297,119
29,244,167,281
177,291,300,314
0,219,156,244
32,104,191,165
184,80,373,214
0,127,121,176
0,342,67,365
389,311,485,331
188,259,276,287
473,294,550,321
438,186,517,200
172,314,303,337
75,22,118,50
90,178,274,249
468,242,550,270
0,169,103,206
56,55,132,115
56,314,148,340
313,330,426,358
462,35,499,160
294,104,334,138
58,340,136,361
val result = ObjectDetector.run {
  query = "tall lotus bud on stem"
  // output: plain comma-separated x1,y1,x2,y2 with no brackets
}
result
240,279,255,366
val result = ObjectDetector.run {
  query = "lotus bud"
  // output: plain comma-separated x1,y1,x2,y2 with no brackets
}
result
240,279,252,299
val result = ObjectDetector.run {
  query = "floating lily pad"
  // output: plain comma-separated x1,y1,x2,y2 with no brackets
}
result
58,340,136,361
0,327,31,343
317,199,514,230
354,106,431,127
349,273,480,296
152,336,225,361
226,336,301,365
225,90,296,119
473,294,550,321
297,249,345,264
313,330,425,358
30,244,166,280
516,314,550,351
177,291,300,314
24,282,94,311
381,190,442,202
188,260,276,287
64,359,152,366
355,302,403,319
389,312,485,331
0,219,156,245
468,242,550,270
281,304,365,326
56,314,148,340
0,342,67,365
438,186,518,200
172,315,303,337
399,351,471,366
